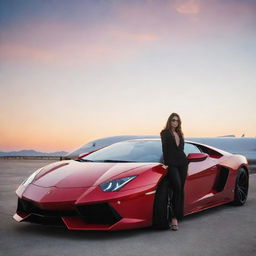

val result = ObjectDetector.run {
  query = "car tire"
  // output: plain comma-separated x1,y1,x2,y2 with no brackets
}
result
231,167,249,206
152,178,171,229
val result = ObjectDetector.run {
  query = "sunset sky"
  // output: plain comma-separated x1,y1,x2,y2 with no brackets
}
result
1,0,256,152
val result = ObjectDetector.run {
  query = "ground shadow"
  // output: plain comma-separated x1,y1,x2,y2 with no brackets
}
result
13,221,163,241
12,200,248,241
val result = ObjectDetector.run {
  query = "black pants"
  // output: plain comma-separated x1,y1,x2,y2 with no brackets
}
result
167,163,188,221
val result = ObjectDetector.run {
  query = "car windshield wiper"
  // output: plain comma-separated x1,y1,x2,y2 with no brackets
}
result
101,160,136,163
76,159,94,162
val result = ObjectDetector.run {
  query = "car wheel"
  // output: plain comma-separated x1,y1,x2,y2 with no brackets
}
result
153,178,171,229
232,167,249,206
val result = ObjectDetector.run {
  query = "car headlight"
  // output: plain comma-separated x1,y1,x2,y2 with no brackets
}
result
22,168,42,187
99,175,137,192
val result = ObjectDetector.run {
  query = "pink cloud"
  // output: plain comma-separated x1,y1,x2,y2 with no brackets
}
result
107,27,158,43
2,0,256,66
175,0,201,14
0,44,58,63
0,22,159,67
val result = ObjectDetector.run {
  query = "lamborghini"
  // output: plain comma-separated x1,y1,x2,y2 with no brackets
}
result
13,139,249,230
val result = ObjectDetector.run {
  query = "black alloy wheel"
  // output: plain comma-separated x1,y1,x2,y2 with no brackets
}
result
232,167,249,206
153,178,172,229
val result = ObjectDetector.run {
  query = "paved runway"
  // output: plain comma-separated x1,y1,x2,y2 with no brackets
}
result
0,159,255,256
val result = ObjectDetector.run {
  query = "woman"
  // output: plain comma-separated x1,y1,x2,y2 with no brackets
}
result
160,113,188,231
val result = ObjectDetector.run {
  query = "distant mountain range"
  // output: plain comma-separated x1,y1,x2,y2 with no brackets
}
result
0,150,68,157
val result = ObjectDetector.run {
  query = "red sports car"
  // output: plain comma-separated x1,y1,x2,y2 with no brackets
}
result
13,139,249,230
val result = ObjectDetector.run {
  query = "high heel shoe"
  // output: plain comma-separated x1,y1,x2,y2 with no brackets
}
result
170,224,178,231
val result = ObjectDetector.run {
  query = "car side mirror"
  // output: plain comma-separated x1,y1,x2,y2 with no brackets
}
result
187,153,209,162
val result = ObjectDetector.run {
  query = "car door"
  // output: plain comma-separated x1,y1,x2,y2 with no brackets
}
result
183,143,219,215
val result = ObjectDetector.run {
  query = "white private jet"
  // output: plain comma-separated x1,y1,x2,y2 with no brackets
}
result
65,135,256,171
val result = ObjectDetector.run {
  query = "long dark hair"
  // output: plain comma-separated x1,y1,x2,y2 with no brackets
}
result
163,112,184,138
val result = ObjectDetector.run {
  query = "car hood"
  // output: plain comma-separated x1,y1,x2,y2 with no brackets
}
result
32,160,157,188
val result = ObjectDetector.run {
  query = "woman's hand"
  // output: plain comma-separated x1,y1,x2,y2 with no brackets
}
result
162,164,168,169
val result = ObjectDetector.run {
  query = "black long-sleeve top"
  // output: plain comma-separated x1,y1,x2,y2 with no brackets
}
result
160,129,188,167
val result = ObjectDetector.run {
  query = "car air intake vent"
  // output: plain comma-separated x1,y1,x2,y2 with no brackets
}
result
26,214,65,226
18,198,34,213
215,166,230,192
76,203,122,225
17,198,76,217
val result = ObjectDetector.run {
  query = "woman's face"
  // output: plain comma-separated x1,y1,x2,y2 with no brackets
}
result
170,116,179,129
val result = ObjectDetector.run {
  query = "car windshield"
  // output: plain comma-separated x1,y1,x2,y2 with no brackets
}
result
80,140,163,163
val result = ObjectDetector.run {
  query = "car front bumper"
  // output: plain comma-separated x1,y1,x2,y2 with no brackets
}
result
13,183,157,230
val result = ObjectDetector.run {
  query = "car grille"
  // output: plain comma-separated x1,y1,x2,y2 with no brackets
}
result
17,198,121,226
76,203,122,225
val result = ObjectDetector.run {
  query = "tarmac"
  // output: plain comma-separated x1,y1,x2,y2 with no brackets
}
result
0,159,255,256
